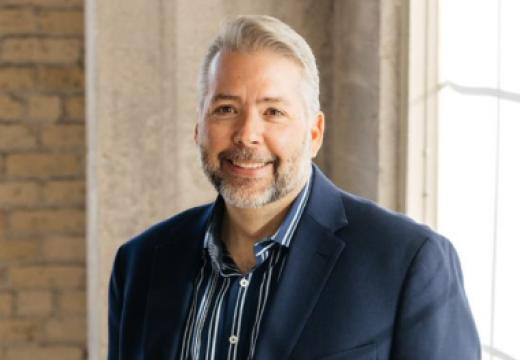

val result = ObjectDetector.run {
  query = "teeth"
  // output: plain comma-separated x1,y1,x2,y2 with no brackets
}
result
232,161,266,169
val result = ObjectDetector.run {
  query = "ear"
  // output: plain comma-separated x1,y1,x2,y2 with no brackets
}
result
310,111,325,158
194,122,200,145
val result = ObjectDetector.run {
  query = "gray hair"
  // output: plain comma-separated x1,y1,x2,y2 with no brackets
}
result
198,15,320,119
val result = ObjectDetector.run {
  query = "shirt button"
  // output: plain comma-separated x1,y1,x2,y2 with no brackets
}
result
240,278,249,287
229,335,239,344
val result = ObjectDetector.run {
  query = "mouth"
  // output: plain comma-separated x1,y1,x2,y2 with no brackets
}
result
229,160,270,169
223,159,274,177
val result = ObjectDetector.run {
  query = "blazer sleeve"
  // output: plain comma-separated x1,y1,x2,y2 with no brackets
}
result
391,235,481,359
108,244,126,360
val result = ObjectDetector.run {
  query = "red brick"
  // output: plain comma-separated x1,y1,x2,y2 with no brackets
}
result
57,290,85,315
0,95,23,120
8,209,85,236
27,95,61,121
0,212,6,240
0,4,86,355
0,240,39,262
42,236,85,262
17,290,53,316
0,9,37,34
0,125,37,151
0,67,35,92
42,180,84,206
0,181,40,207
41,124,85,150
0,292,14,316
44,316,85,342
38,10,84,35
0,319,39,342
1,0,83,6
64,95,84,120
9,265,85,289
0,265,8,289
5,153,83,178
1,38,81,64
5,346,82,360
37,66,84,92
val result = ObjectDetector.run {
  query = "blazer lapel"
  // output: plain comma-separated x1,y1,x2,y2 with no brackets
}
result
143,208,211,359
254,165,349,360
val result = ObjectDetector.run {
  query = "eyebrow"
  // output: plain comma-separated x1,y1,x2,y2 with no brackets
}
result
211,94,241,103
259,96,287,104
210,94,288,105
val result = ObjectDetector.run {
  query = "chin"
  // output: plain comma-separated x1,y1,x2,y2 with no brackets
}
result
219,184,279,208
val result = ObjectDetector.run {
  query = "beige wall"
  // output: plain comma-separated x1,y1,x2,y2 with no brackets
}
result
0,0,86,359
86,1,407,359
324,0,407,208
0,1,407,359
87,2,333,358
0,0,406,359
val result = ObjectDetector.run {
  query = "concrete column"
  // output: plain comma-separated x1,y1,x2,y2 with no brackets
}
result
86,1,333,358
324,0,407,210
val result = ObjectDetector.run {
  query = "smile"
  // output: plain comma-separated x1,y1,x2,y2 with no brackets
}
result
230,160,269,169
223,159,273,177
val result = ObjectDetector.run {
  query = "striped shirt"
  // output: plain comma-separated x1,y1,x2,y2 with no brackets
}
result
179,178,311,360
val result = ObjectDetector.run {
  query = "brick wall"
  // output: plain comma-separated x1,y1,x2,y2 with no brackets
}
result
0,0,86,359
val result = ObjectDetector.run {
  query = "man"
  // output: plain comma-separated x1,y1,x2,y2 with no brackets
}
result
109,15,480,359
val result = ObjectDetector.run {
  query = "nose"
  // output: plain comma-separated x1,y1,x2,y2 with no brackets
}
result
233,110,264,146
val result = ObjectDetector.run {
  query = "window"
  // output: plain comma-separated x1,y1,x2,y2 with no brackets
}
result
408,1,520,359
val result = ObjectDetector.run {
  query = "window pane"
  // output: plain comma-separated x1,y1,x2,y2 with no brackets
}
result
493,101,520,359
437,89,497,348
501,0,520,93
439,0,498,87
437,0,520,358
492,2,520,357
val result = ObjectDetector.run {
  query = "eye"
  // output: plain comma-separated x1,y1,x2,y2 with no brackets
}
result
265,108,284,117
213,105,237,114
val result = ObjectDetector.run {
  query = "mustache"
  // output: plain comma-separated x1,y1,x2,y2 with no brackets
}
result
218,147,277,163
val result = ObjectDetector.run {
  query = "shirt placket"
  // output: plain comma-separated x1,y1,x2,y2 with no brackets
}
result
226,272,253,360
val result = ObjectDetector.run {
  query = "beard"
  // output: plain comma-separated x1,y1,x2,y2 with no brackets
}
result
198,136,312,208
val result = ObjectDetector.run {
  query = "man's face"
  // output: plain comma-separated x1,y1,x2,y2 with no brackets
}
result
196,50,324,208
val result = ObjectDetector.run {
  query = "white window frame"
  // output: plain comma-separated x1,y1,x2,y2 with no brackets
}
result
405,0,439,228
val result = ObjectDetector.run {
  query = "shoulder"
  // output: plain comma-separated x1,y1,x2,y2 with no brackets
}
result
308,165,446,259
326,187,467,311
341,190,432,239
115,203,212,263
334,188,452,265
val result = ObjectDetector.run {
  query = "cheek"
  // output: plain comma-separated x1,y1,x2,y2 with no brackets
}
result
265,125,308,156
203,123,233,150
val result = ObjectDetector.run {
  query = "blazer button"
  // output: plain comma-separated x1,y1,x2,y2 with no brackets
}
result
229,335,239,345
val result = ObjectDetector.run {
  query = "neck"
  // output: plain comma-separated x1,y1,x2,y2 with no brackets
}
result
221,179,307,273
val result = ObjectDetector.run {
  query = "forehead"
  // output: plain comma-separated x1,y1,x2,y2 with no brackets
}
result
206,50,305,96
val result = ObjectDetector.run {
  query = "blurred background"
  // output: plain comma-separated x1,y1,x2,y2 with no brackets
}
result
0,0,518,359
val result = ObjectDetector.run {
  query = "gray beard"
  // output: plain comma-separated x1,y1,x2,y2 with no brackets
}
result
198,140,311,208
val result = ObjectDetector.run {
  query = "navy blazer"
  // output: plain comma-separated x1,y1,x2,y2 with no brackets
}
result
109,165,480,359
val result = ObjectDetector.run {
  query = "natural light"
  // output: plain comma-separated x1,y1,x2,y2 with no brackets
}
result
437,0,520,359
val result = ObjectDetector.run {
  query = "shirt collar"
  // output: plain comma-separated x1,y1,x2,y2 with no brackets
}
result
204,172,312,249
203,169,313,273
269,175,311,247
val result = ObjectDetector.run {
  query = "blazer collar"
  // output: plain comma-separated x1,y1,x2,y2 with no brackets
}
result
254,164,349,360
143,164,349,359
306,163,349,232
142,205,213,359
